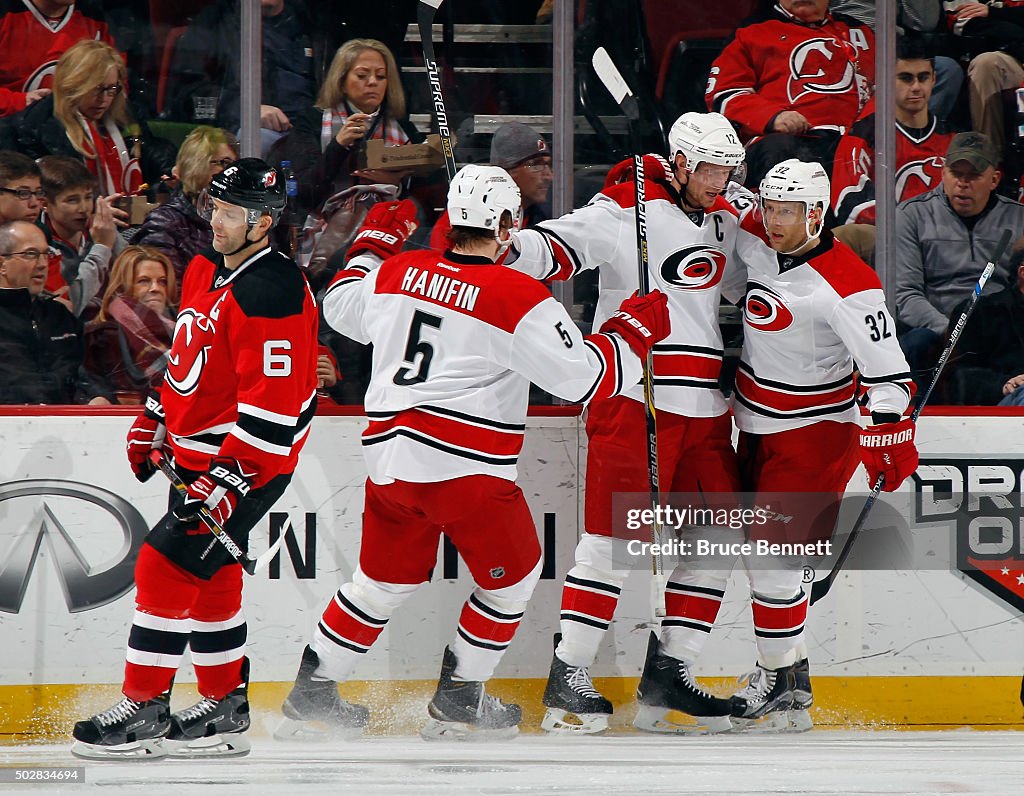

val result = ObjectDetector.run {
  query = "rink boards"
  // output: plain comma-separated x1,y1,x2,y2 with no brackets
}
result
1,409,1022,736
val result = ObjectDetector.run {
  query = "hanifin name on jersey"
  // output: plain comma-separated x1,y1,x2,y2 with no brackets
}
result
401,266,480,311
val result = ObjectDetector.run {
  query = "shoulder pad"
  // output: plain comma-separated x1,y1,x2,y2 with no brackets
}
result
232,252,309,319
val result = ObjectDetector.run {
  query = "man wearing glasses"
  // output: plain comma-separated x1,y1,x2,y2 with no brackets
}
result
429,122,552,250
0,218,111,404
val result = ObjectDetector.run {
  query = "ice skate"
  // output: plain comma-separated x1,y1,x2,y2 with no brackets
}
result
163,658,252,758
634,632,732,735
420,646,522,741
541,634,612,735
71,693,170,760
787,658,814,732
276,645,369,740
729,661,804,733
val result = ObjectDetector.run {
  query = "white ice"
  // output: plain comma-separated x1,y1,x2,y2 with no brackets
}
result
2,731,1023,795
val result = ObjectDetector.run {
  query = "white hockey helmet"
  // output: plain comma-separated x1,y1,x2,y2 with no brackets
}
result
447,164,522,239
759,158,830,243
667,112,745,174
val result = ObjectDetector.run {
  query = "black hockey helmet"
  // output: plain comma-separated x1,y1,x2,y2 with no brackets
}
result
205,157,286,227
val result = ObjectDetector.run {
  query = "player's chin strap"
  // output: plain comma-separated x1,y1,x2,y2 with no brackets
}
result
224,221,271,257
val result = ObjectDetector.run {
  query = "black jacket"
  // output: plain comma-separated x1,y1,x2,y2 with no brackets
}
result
946,285,1024,405
0,287,111,404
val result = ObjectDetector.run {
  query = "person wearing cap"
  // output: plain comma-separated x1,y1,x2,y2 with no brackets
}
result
428,122,551,250
894,131,1024,381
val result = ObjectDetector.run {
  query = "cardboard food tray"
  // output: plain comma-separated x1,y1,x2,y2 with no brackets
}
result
359,134,454,175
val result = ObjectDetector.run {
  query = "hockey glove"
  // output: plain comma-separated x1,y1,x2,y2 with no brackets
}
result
346,198,419,262
125,391,166,482
599,290,670,358
172,457,252,529
860,417,918,492
603,154,672,189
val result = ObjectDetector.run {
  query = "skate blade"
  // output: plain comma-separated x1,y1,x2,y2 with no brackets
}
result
71,738,166,761
164,733,251,758
273,716,364,742
633,705,732,735
419,717,519,742
540,707,609,736
731,709,810,734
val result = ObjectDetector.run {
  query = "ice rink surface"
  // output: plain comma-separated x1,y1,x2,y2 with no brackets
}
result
2,731,1023,795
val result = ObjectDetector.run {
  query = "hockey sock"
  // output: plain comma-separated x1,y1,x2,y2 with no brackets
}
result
556,563,624,668
453,590,525,682
190,611,247,700
124,610,189,701
659,569,730,663
751,589,808,670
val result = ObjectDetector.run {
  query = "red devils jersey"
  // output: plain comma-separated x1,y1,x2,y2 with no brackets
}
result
733,221,913,434
508,179,755,418
321,249,643,484
832,109,953,225
706,8,874,139
161,246,319,487
0,1,113,116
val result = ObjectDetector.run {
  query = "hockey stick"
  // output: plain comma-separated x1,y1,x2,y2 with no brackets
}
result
809,228,1014,605
418,0,457,181
148,450,285,576
592,46,666,617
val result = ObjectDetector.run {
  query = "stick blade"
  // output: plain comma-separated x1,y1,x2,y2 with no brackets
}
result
592,47,639,121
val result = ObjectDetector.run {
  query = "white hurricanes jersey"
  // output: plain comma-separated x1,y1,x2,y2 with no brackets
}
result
321,249,643,485
508,179,756,417
732,224,913,434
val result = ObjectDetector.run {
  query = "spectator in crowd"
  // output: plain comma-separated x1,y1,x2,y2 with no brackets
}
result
84,245,176,405
895,131,1024,378
944,237,1024,405
131,126,238,284
429,122,552,249
0,150,43,223
0,0,113,117
0,218,111,404
10,40,148,195
829,0,964,121
271,37,422,217
170,0,318,156
705,0,874,189
946,1,1024,156
38,154,124,317
832,37,954,230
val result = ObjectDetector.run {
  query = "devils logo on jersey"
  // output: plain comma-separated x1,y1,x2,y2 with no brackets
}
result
787,38,855,104
895,156,944,202
660,246,726,290
165,308,216,396
744,282,795,332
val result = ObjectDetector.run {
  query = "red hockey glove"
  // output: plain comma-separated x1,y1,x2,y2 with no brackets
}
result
600,290,670,358
346,199,419,262
125,391,166,482
860,418,918,492
603,153,672,189
172,457,252,528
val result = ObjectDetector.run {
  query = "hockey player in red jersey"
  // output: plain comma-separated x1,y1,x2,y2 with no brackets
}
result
275,165,669,741
503,112,766,735
724,159,917,730
71,159,319,760
832,37,954,227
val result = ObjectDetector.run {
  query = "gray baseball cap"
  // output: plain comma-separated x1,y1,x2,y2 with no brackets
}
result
489,122,550,169
945,131,1001,171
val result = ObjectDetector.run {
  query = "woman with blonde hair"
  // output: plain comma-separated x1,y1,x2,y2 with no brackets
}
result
271,38,423,215
13,40,147,197
85,245,177,404
131,126,238,280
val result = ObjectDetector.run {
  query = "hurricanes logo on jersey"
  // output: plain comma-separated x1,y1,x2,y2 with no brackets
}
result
787,38,856,104
659,245,726,290
744,282,795,332
165,309,216,396
895,156,944,202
